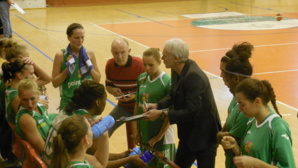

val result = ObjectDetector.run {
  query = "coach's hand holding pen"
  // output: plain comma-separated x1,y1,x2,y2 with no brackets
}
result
142,102,157,112
142,103,167,121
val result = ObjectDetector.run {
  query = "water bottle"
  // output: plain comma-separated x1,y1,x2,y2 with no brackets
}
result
129,147,141,156
123,147,141,168
124,149,154,168
91,115,115,138
39,95,48,101
140,150,154,164
39,86,48,100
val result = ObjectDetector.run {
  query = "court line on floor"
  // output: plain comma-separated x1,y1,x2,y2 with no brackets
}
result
190,42,298,75
13,31,54,62
156,6,228,15
115,9,175,27
91,23,298,114
90,22,149,49
190,41,298,53
278,101,298,111
230,2,296,15
253,69,298,75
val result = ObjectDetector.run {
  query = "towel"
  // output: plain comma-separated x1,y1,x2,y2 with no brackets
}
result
65,44,94,78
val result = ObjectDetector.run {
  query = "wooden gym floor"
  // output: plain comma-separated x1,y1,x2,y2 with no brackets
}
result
1,0,298,167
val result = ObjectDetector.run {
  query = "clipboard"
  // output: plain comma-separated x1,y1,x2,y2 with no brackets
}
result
11,3,25,14
116,114,145,122
115,92,137,100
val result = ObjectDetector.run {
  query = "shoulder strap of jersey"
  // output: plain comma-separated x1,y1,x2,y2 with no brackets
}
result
61,48,67,60
267,114,279,131
267,113,280,165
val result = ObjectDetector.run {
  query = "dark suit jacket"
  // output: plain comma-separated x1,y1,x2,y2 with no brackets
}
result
158,59,222,152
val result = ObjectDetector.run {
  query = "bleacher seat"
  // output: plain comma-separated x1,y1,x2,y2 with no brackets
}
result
10,125,46,168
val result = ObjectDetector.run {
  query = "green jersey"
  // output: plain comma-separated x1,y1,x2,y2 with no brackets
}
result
73,109,90,116
225,97,250,168
67,160,93,168
59,48,92,110
42,109,91,167
5,88,18,124
136,72,175,168
241,112,296,168
15,103,54,140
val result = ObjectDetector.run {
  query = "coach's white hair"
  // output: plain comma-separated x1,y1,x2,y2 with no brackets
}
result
164,38,189,62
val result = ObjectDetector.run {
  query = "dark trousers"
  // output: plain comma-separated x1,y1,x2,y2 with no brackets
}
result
175,141,217,168
0,17,3,34
0,116,15,160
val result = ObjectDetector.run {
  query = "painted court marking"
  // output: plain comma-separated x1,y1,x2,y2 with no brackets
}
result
182,12,245,18
195,19,298,30
185,12,298,30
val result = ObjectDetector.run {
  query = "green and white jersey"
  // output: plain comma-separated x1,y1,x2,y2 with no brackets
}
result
15,103,55,140
136,72,175,168
5,88,18,124
73,109,90,116
241,112,296,168
42,109,91,167
67,160,94,168
43,112,69,167
225,97,250,168
59,48,92,110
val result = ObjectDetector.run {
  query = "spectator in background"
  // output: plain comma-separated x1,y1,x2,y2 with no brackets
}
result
0,0,12,38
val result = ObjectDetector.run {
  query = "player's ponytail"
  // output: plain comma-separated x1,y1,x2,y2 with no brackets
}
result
1,59,27,83
51,134,70,168
261,80,282,117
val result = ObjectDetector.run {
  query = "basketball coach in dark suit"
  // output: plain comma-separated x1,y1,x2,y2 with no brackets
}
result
143,38,222,168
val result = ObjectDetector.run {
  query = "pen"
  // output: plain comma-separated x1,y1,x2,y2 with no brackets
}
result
143,101,147,109
115,92,137,99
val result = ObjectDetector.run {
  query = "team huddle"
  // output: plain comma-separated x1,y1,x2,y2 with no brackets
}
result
0,22,296,168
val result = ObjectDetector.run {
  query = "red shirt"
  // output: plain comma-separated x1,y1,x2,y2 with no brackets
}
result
105,56,145,112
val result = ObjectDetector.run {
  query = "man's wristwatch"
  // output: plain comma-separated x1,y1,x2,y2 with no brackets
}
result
160,109,167,118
